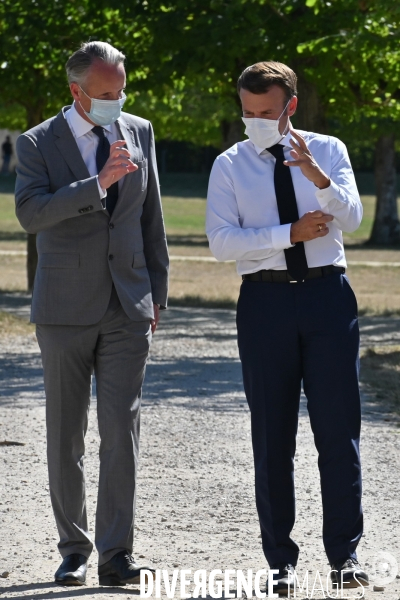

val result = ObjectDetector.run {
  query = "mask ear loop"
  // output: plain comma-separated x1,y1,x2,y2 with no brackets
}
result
77,85,93,115
280,97,293,138
78,85,91,100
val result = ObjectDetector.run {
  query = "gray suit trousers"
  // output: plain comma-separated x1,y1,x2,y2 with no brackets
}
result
36,289,151,565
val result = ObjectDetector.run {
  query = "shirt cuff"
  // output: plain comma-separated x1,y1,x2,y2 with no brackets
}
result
315,180,343,209
270,223,293,250
96,176,107,200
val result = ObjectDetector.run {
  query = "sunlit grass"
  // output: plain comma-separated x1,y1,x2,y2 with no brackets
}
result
2,188,400,241
1,188,400,314
0,311,34,337
162,196,206,235
0,193,24,233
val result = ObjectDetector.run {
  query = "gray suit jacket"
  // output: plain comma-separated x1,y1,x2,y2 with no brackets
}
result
15,107,169,325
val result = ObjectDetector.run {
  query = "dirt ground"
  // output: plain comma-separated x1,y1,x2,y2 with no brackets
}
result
0,300,399,600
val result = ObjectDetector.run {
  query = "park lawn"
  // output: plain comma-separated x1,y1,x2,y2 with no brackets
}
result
1,189,398,240
0,193,23,232
163,194,395,243
1,187,399,411
167,260,400,314
1,190,400,314
162,196,207,235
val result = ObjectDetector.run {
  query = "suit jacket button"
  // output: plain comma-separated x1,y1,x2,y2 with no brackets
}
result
108,254,114,261
79,209,84,213
88,205,93,210
109,223,114,229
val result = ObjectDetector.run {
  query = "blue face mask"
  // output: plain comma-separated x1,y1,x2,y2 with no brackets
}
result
79,86,126,126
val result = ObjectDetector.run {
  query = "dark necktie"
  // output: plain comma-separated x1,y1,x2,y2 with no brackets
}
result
267,143,308,282
92,126,119,216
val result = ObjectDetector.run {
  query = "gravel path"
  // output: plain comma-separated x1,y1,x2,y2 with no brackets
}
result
0,303,399,599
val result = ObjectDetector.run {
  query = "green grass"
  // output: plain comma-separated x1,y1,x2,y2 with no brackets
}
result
0,189,397,242
0,174,17,194
0,193,24,233
344,195,375,241
0,170,397,243
162,196,206,235
160,192,396,242
0,311,34,336
342,194,400,242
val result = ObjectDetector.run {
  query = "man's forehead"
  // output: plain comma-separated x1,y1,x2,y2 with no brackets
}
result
85,60,126,86
240,86,286,109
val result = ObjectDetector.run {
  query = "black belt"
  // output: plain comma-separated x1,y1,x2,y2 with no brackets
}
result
242,265,345,283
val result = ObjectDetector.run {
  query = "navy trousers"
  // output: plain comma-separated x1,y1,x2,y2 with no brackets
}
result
236,273,363,567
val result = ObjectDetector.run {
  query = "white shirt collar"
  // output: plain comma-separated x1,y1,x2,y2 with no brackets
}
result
66,103,113,137
252,129,294,156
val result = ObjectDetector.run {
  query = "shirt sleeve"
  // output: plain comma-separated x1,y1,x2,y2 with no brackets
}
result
206,156,293,262
96,176,107,202
314,137,363,233
15,133,106,234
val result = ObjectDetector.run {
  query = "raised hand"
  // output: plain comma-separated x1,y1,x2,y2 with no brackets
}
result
284,129,330,190
98,140,138,190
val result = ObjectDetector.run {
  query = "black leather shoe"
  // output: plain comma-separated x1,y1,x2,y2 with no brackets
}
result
54,553,87,585
267,564,296,596
98,551,155,586
330,558,369,589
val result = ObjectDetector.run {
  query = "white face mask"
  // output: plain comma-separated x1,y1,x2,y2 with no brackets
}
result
79,86,126,126
242,99,291,149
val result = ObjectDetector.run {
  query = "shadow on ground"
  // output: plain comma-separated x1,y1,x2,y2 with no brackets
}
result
0,582,139,600
0,581,327,600
0,231,27,241
167,234,209,247
0,299,399,425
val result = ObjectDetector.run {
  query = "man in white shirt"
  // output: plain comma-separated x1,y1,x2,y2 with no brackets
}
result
15,41,168,586
206,61,368,594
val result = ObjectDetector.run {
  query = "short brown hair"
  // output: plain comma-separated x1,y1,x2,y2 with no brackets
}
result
237,61,297,103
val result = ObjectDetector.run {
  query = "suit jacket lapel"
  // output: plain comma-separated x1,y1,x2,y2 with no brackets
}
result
53,107,91,182
116,117,140,199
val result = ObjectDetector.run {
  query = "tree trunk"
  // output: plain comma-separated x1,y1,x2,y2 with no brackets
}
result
369,134,400,245
24,102,45,291
26,103,45,131
221,120,244,151
292,74,327,134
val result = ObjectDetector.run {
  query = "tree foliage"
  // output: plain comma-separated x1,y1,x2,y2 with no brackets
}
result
2,0,400,143
134,0,400,143
1,0,400,248
0,0,148,129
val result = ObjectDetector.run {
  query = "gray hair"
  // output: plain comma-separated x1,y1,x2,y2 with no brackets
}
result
65,41,126,85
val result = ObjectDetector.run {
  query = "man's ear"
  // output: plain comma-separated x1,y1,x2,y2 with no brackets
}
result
69,82,81,102
287,96,298,117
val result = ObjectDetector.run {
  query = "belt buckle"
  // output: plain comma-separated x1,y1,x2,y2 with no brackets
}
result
289,279,305,283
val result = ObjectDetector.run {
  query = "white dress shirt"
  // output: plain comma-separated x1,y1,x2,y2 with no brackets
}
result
65,103,124,200
206,129,362,275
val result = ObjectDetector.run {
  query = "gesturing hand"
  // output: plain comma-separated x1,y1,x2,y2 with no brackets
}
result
98,140,138,190
284,129,330,190
290,210,334,244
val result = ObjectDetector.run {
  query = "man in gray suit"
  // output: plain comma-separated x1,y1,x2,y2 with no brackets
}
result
15,41,169,587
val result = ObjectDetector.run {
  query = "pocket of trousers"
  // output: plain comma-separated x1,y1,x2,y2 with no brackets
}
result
342,274,358,317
